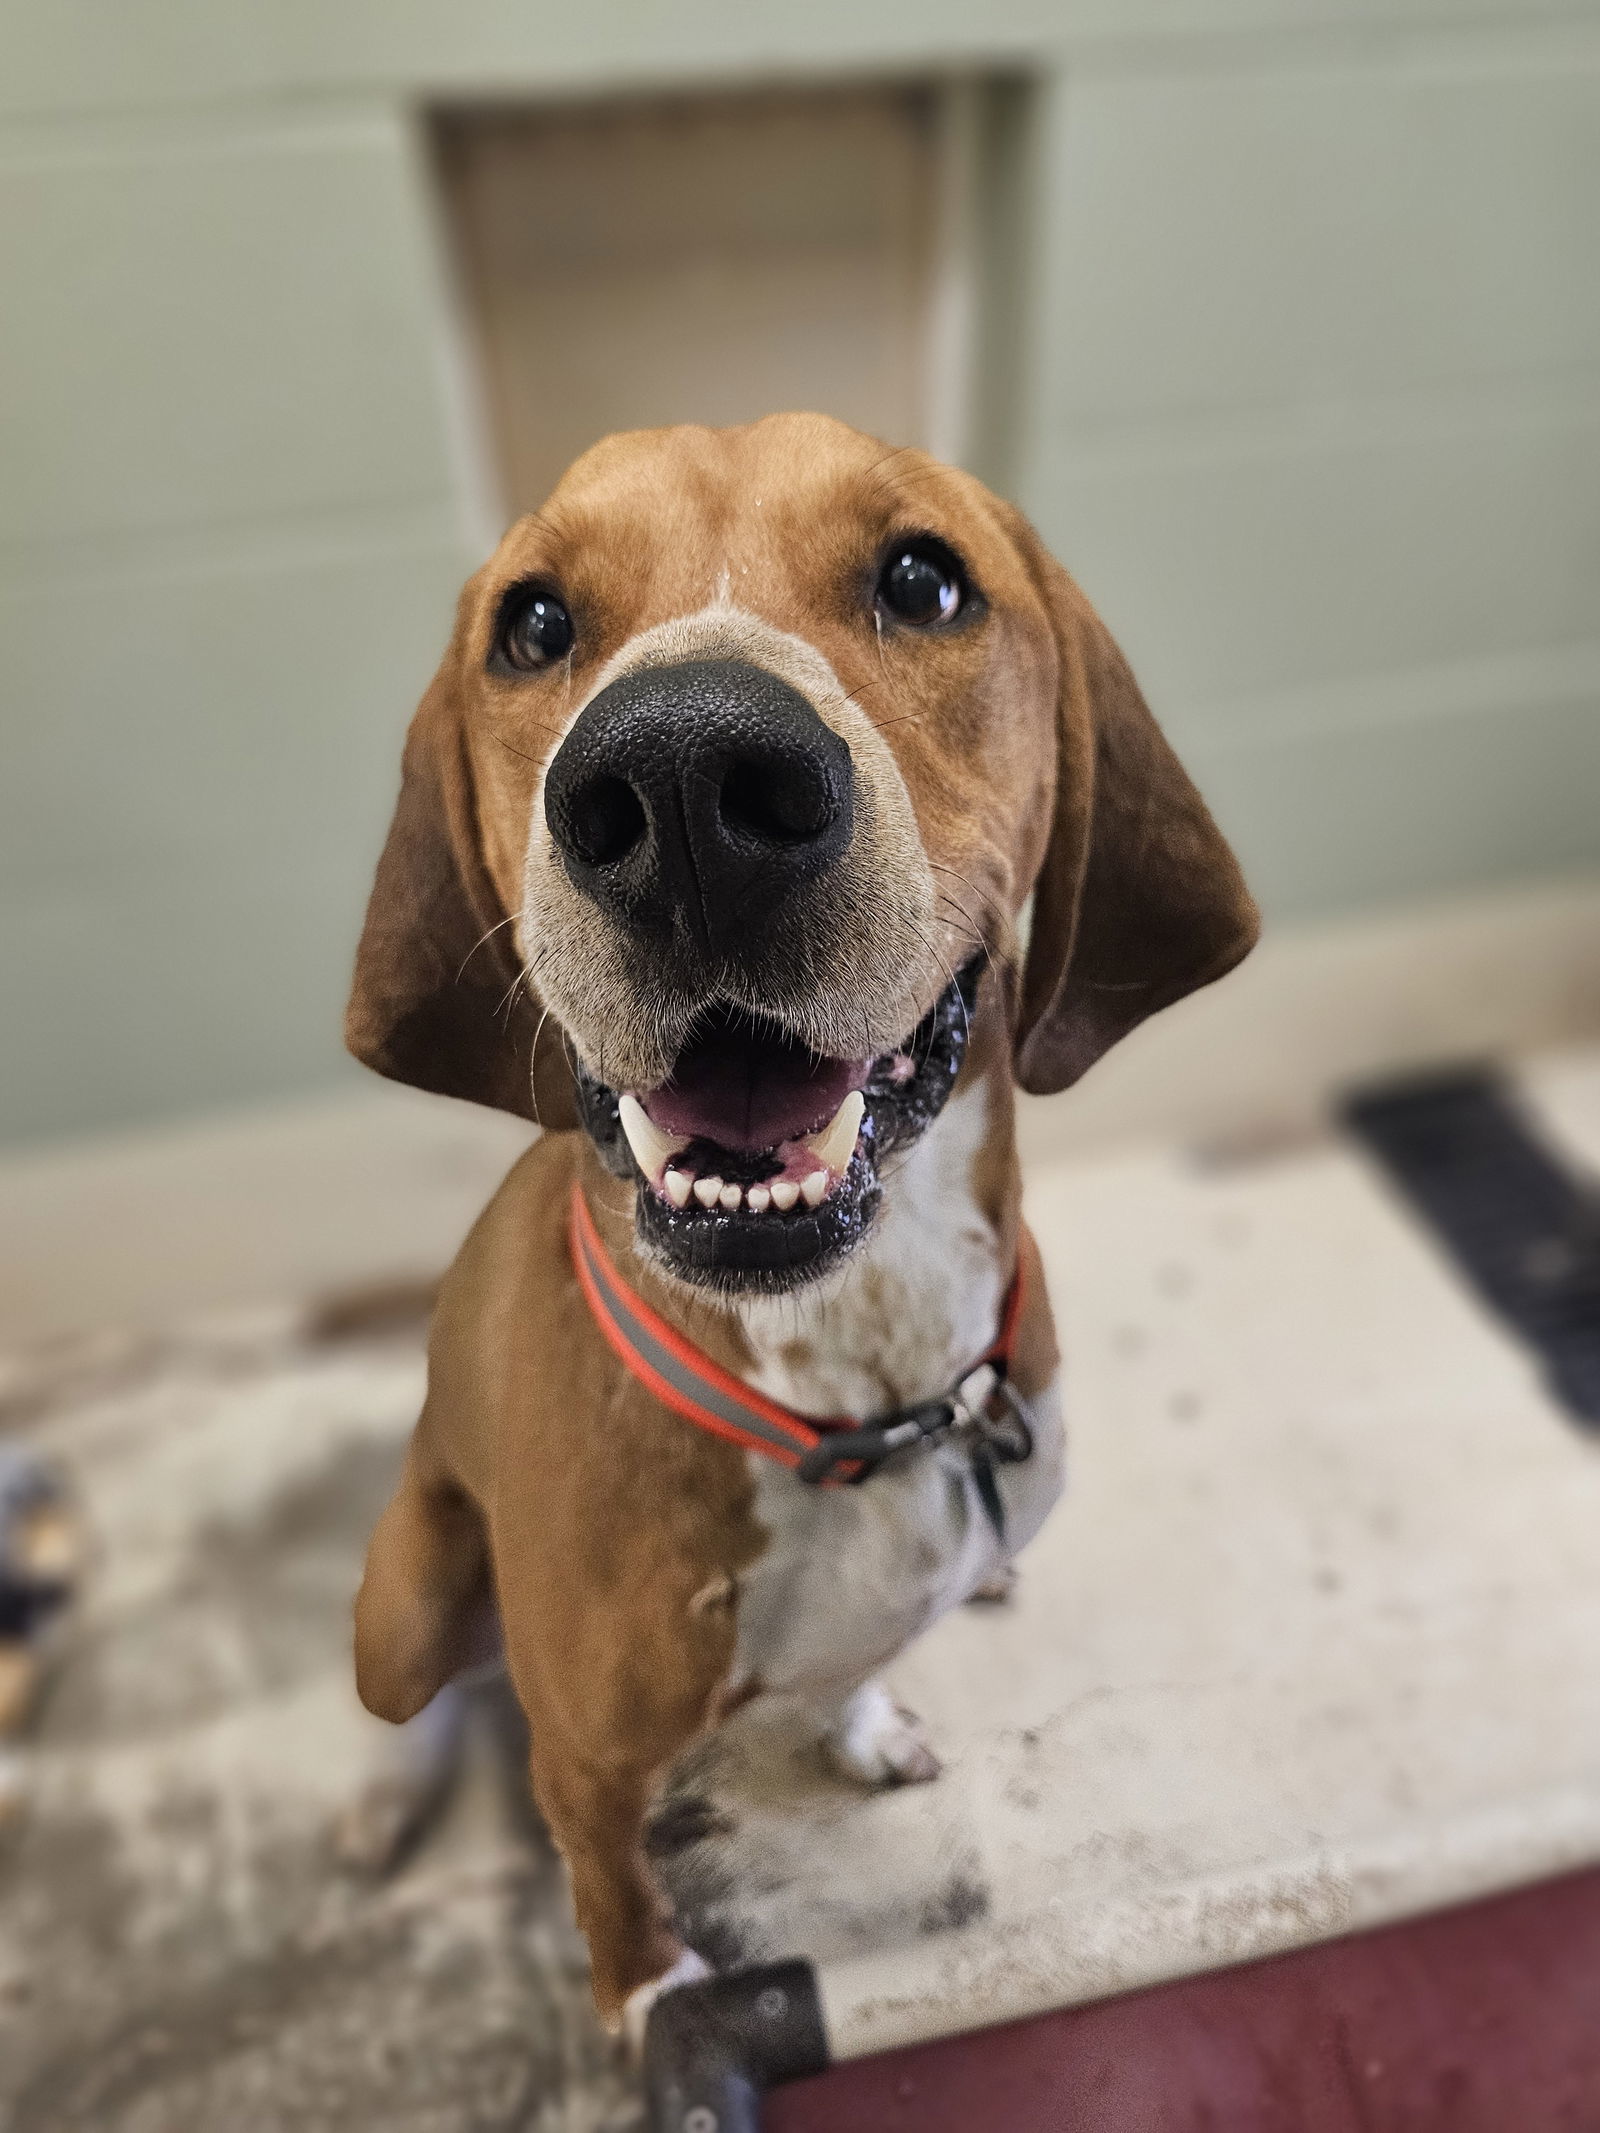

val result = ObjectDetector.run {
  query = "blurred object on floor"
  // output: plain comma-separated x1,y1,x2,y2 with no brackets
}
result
0,1446,82,1832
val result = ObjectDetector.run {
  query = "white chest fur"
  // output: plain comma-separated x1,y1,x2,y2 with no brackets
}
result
728,1085,1065,1714
737,1081,1003,1421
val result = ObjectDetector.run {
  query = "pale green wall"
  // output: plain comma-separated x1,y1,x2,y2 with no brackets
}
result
3,3,1598,1143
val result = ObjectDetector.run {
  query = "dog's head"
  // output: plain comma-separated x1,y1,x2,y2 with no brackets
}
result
348,414,1257,1293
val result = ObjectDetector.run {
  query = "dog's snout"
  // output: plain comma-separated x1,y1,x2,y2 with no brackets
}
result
543,659,854,947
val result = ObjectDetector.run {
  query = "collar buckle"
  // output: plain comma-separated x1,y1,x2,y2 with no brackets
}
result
952,1367,1036,1467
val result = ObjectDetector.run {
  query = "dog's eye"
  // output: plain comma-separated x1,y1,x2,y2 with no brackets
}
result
499,588,574,670
875,541,965,627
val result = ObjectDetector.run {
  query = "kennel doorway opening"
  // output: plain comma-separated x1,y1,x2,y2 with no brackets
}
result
427,78,1029,530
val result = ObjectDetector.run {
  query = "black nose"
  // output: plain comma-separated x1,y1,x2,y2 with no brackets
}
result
543,659,854,951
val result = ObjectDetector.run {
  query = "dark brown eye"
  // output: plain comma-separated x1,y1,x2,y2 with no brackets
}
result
876,540,965,626
499,587,573,670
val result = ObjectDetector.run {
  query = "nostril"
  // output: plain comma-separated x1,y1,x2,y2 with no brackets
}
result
719,756,836,845
559,773,647,868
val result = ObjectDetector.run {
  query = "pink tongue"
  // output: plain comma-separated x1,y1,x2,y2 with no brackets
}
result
643,1041,866,1153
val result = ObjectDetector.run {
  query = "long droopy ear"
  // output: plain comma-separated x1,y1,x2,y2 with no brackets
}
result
1006,512,1260,1093
345,631,578,1129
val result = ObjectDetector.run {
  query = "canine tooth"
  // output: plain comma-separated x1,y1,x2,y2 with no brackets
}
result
804,1089,864,1175
664,1169,692,1209
769,1180,800,1211
800,1170,829,1208
693,1175,723,1208
719,1182,743,1212
618,1094,690,1180
746,1184,771,1213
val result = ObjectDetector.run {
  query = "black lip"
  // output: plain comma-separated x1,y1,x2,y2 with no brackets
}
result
575,957,982,1294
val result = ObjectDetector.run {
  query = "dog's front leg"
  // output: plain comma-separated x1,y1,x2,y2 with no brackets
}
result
500,1561,743,2031
529,1741,706,2030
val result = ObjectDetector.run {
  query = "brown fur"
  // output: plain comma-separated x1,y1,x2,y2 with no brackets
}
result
346,414,1257,2021
354,1130,767,2011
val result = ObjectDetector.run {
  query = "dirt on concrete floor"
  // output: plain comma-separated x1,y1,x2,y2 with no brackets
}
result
0,1308,642,2133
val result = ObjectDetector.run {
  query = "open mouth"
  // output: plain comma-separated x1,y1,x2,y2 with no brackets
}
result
575,958,982,1291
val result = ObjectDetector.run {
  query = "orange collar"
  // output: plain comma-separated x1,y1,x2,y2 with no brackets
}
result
569,1184,1030,1519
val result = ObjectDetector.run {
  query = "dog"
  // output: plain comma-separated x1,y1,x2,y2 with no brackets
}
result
344,412,1258,2030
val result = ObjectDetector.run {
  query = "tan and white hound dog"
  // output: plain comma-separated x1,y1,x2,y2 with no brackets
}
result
344,413,1258,2029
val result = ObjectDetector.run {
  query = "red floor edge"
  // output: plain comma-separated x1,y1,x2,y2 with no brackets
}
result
766,1867,1600,2132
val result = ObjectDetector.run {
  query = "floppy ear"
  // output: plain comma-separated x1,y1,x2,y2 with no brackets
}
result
345,637,579,1129
1004,512,1260,1094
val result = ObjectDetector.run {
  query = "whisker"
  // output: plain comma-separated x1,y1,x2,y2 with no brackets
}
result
930,889,988,956
455,913,519,984
526,999,557,1127
494,968,530,1024
493,733,544,767
900,918,968,1057
931,897,984,958
927,858,993,912
927,864,998,977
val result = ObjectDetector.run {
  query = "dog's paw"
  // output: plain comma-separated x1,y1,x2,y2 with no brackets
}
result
332,1684,469,1878
332,1770,445,1878
825,1679,942,1788
620,1946,712,2052
965,1562,1018,1606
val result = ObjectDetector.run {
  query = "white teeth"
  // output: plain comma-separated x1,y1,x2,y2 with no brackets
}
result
662,1170,810,1215
618,1094,690,1181
654,1119,853,1217
626,1084,866,1220
803,1089,864,1175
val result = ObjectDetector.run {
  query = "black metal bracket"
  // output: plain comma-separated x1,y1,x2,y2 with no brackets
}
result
643,1961,829,2132
1342,1066,1600,1427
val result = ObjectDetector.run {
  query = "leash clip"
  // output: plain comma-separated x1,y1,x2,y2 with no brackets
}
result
795,1399,954,1487
795,1367,1035,1502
